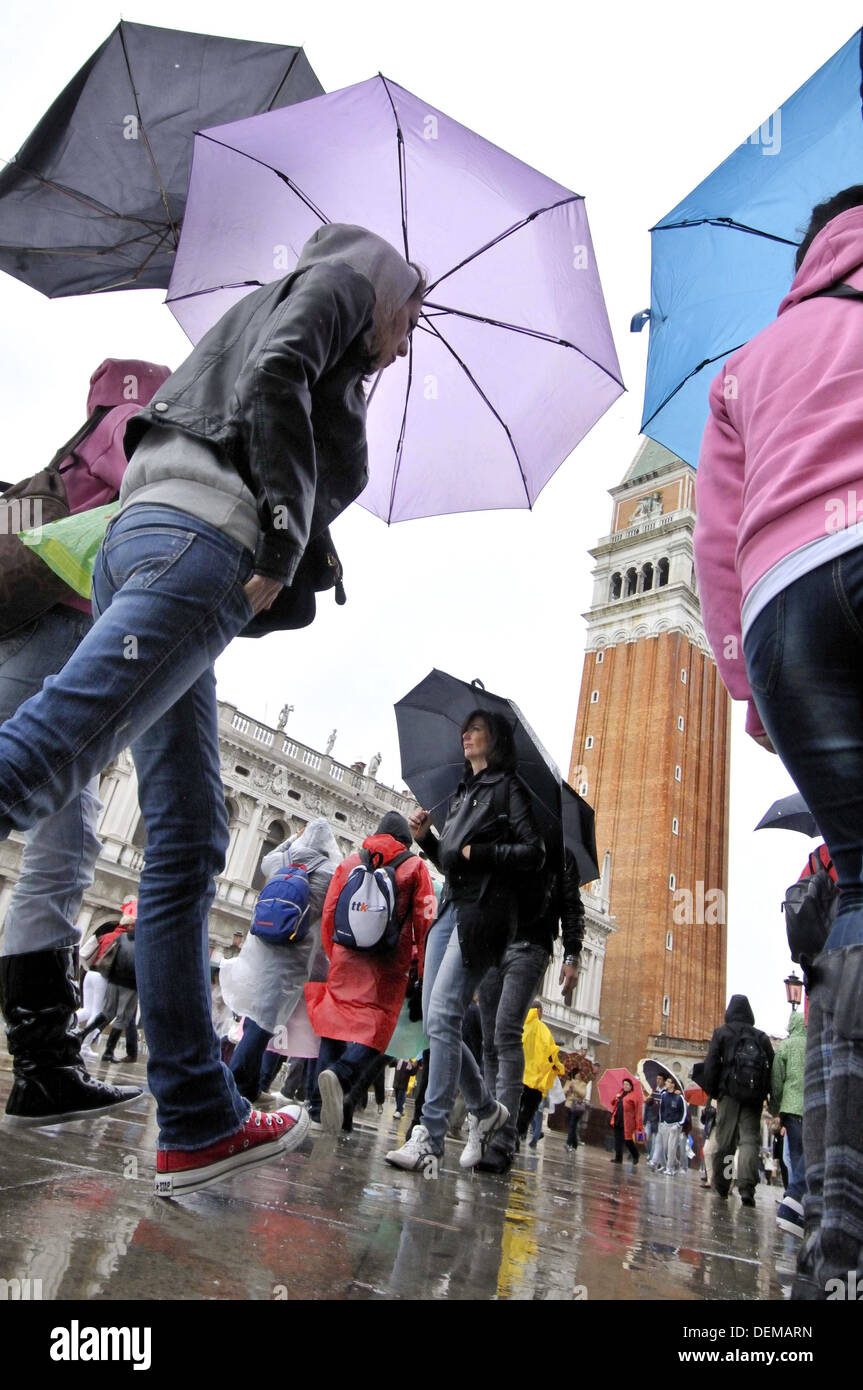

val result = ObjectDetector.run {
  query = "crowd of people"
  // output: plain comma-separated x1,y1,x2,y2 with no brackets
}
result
1,185,863,1302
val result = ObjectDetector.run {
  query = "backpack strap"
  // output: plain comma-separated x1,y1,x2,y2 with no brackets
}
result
48,405,113,474
804,282,863,304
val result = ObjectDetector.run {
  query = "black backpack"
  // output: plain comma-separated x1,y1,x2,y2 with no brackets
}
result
726,1027,771,1104
782,850,837,970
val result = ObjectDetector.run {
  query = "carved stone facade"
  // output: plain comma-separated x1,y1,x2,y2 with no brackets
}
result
0,699,611,1057
0,702,420,952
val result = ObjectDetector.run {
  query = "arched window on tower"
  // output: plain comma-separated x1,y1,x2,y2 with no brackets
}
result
609,572,622,601
640,561,654,593
624,567,638,597
657,557,670,587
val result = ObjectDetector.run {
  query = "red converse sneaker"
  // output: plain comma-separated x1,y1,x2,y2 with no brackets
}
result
154,1105,310,1196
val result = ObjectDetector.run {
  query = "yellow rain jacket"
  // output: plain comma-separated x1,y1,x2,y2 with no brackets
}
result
522,1008,565,1094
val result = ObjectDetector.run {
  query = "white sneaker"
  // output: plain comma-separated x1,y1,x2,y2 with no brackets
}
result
385,1124,438,1172
460,1102,509,1169
317,1069,345,1134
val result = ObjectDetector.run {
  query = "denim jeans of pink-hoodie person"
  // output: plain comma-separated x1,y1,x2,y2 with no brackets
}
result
694,191,863,1298
0,358,169,1130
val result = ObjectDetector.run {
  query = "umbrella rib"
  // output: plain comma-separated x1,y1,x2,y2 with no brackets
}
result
266,48,301,111
379,76,410,261
653,216,798,248
385,333,414,523
0,162,168,229
117,20,181,249
426,196,582,294
422,315,532,507
641,343,747,431
424,300,625,389
195,133,331,226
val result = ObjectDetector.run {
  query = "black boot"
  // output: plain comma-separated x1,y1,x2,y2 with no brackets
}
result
0,948,142,1127
101,1028,123,1063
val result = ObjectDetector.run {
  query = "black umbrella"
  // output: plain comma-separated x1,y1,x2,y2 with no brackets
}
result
561,781,600,887
394,670,598,886
0,21,322,297
754,793,820,838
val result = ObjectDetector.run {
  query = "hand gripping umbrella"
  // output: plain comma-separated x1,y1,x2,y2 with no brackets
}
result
0,21,322,297
166,75,624,522
635,28,863,466
394,669,598,885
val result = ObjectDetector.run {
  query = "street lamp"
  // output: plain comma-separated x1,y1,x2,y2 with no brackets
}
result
784,970,804,1011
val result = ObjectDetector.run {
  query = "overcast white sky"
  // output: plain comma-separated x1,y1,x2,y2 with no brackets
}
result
2,0,859,1038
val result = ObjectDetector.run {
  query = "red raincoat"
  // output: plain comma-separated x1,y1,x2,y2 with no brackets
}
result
610,1089,644,1142
304,833,437,1051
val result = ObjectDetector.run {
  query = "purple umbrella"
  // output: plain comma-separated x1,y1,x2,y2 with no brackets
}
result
167,75,623,523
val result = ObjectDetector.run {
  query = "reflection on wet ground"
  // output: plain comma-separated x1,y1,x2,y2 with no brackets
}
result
0,1060,795,1301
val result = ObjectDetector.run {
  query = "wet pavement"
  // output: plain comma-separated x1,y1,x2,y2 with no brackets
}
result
0,1054,800,1304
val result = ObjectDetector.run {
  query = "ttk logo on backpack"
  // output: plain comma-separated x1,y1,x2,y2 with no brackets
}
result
251,864,310,945
332,849,412,953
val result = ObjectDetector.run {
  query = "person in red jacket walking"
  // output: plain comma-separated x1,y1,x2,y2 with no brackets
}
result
305,812,437,1133
610,1077,643,1166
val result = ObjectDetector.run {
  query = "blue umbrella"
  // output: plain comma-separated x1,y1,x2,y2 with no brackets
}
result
636,29,863,466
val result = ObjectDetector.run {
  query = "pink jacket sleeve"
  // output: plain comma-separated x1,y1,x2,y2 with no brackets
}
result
694,370,765,742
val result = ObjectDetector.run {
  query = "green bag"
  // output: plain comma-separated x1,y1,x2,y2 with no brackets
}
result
18,503,118,599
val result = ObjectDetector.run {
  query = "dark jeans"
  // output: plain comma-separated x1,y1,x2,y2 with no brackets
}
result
310,1038,379,1121
745,554,863,1277
394,1086,407,1113
229,1017,274,1103
478,940,550,1157
517,1085,543,1138
613,1126,639,1163
567,1107,583,1147
782,1113,805,1205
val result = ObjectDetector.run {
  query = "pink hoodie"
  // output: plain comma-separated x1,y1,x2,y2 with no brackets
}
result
58,358,170,612
694,205,863,739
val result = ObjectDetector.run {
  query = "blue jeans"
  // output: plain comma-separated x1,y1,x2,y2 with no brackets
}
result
0,505,255,1149
782,1115,805,1205
310,1037,379,1120
421,903,496,1152
229,1017,275,1102
0,607,102,955
477,940,549,1156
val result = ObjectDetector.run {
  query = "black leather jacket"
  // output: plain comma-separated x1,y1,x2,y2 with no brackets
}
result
421,767,545,969
125,262,376,590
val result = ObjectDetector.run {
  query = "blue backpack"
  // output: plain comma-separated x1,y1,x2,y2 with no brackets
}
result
250,863,310,945
332,849,412,953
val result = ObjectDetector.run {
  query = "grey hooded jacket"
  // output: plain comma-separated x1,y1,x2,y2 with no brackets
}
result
121,225,418,598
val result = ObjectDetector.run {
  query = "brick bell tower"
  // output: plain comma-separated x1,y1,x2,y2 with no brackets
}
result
568,439,730,1075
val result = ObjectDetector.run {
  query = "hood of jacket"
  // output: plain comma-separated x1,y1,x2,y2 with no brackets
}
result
787,1008,807,1038
725,994,755,1026
362,832,412,865
779,205,863,315
86,358,171,414
285,817,342,874
294,223,420,322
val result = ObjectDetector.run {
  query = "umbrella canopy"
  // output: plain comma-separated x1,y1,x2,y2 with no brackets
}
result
0,21,322,297
637,1058,672,1093
167,74,624,523
755,792,820,837
638,28,863,466
596,1068,643,1112
395,669,598,885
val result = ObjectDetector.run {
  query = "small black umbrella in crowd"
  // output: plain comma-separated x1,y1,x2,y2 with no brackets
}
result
754,792,820,838
0,21,322,296
394,669,599,885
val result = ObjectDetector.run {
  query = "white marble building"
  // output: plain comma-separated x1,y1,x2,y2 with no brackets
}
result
0,700,610,1054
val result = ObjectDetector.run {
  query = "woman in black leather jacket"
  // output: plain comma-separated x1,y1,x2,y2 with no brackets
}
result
386,709,544,1174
